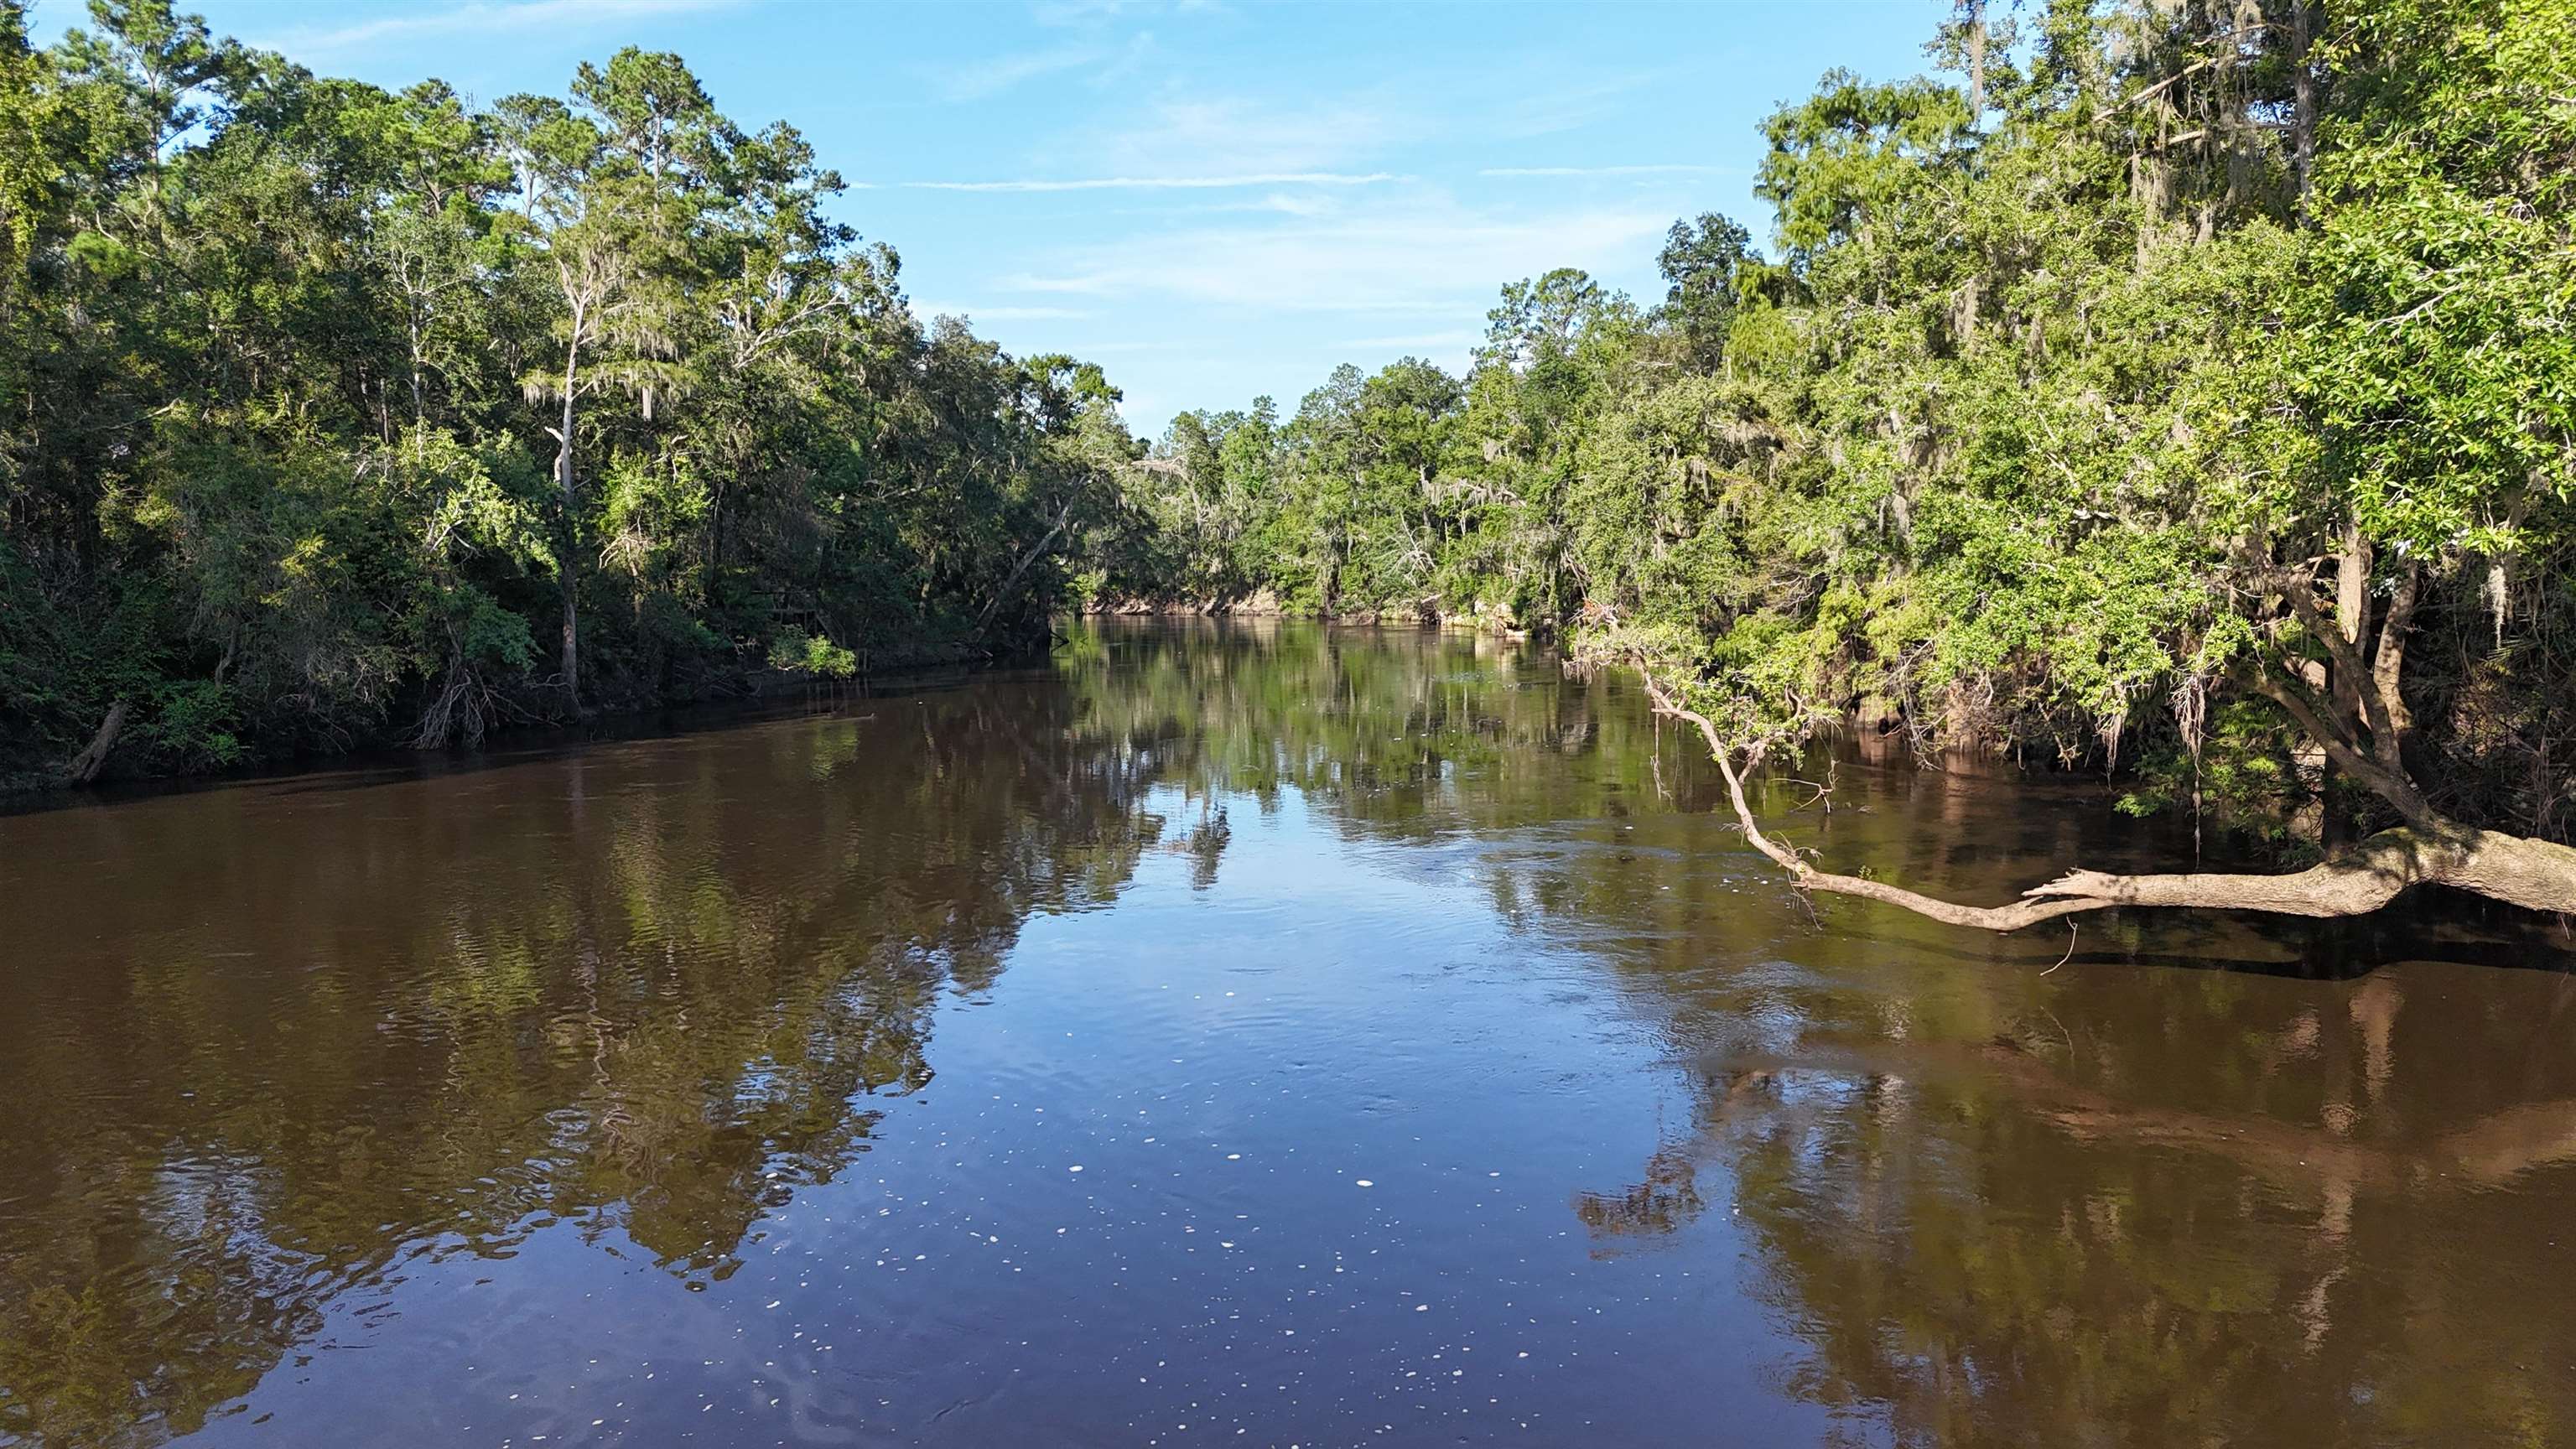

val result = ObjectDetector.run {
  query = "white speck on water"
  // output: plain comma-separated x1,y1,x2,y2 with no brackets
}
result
1355,1179,1374,1187
1068,1165,1083,1172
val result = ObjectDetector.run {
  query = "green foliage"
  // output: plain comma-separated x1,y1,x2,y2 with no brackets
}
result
767,626,855,678
0,3,1136,779
1124,0,2576,849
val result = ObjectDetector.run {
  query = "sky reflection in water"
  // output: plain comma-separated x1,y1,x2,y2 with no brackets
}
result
3,620,2574,1447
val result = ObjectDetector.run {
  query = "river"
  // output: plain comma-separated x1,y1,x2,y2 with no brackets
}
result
4,620,2573,1447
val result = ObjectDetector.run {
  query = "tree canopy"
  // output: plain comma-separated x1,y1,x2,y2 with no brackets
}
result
7,0,2571,929
0,0,1140,780
1117,0,2576,925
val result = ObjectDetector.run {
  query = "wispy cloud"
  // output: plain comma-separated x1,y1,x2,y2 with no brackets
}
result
925,31,1157,101
1037,72,1690,198
1032,0,1222,25
929,44,1106,102
997,196,1674,314
1245,191,1341,217
1067,95,1410,179
1332,330,1485,353
896,172,1402,193
1484,65,1696,141
262,0,741,55
1480,164,1736,178
907,303,1096,321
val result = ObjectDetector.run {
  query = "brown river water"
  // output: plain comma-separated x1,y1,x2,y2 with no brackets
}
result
4,620,2574,1447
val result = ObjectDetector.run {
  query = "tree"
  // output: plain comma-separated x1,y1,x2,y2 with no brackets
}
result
1597,0,2576,930
0,7,1145,784
1154,0,2576,932
1654,212,1757,367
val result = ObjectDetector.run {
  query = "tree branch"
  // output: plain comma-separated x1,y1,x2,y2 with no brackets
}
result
2251,670,2435,823
2267,558,2372,728
2371,558,2419,764
1633,667,2576,936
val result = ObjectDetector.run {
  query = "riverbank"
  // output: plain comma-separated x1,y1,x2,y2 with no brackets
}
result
0,626,1044,803
1082,589,1537,636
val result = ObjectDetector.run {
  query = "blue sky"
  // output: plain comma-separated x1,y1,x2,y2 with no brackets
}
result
38,0,1949,436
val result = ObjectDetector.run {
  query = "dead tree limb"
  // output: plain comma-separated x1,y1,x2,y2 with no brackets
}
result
1638,675,2576,932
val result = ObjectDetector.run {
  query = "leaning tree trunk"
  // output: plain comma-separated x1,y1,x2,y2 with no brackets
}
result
63,699,128,786
978,497,1078,631
1640,677,2576,932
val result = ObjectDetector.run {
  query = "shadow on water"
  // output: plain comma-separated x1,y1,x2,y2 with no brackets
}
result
0,661,1039,821
1,616,2571,1447
0,672,1161,1444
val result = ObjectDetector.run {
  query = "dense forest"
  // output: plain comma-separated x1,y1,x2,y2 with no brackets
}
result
3,0,2571,923
1118,0,2576,924
0,0,1141,785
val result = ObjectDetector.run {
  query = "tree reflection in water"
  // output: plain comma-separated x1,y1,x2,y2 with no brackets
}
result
1563,864,2576,1443
0,678,1163,1446
2,619,2571,1447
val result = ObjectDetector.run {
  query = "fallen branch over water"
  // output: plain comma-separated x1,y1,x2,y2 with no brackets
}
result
1639,674,2576,930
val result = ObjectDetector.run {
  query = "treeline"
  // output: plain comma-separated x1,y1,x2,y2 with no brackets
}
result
1119,0,2576,867
0,1,1140,783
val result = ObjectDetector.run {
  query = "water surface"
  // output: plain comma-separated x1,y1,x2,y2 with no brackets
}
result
5,621,2574,1446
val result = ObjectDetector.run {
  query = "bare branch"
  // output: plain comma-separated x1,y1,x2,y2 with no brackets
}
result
1633,665,2576,935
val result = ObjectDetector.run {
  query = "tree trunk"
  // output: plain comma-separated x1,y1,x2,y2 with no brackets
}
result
64,699,128,786
978,498,1077,630
1964,0,1986,126
408,309,427,427
1640,676,2576,933
2290,0,2317,221
555,316,584,708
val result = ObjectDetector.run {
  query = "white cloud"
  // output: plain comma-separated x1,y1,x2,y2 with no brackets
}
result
1332,330,1485,352
1031,0,1222,27
262,0,744,55
1246,191,1339,216
1481,164,1735,178
929,44,1107,102
925,31,1157,101
995,195,1674,314
1483,65,1695,141
1069,94,1411,179
896,172,1400,193
907,303,1096,321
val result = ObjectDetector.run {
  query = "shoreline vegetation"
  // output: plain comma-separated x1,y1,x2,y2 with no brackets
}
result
7,0,2573,933
1,1,1140,793
1090,0,2576,933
